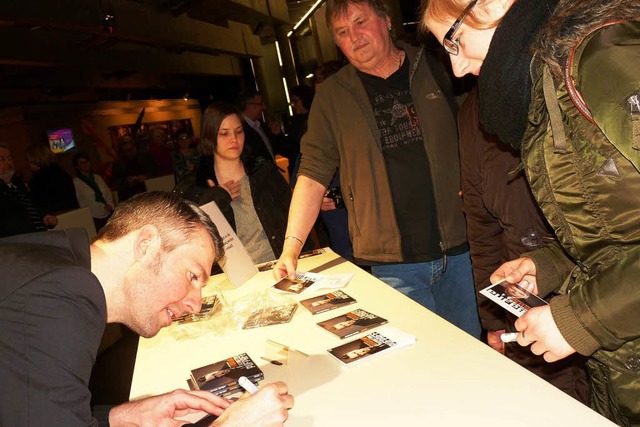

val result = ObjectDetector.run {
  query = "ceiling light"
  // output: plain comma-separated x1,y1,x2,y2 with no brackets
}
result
290,0,324,34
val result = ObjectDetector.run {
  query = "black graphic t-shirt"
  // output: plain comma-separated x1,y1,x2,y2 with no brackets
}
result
358,57,442,262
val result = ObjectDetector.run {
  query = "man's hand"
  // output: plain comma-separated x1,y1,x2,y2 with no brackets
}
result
490,257,539,295
487,329,505,354
273,239,302,280
109,389,231,427
320,196,336,212
43,214,58,228
220,180,241,199
514,305,576,362
212,382,294,427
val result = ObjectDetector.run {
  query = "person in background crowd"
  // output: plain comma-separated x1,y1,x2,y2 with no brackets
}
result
147,126,174,176
280,85,314,178
423,0,639,422
195,102,291,264
72,151,115,231
0,191,294,426
111,134,160,201
275,0,481,338
237,89,279,163
25,143,79,214
172,131,201,182
0,143,56,237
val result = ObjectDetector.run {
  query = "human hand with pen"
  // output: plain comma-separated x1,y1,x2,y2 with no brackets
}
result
211,381,294,427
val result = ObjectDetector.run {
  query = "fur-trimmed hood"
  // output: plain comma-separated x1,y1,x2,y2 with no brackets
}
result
535,0,640,78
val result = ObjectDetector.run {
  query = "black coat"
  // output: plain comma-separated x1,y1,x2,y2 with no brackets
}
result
241,120,275,163
193,155,291,258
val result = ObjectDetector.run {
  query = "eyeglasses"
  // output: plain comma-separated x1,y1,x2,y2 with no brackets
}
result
443,0,478,56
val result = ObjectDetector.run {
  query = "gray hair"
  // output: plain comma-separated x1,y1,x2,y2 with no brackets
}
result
325,0,394,39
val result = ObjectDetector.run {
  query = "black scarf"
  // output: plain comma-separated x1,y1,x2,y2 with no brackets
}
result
77,172,107,205
478,0,559,148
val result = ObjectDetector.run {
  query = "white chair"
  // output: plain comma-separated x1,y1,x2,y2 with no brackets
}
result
52,206,97,240
144,174,176,192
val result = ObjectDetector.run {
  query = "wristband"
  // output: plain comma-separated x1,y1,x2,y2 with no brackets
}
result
285,235,304,246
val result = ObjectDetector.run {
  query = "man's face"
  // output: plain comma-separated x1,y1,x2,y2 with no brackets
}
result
245,95,266,121
332,2,392,74
0,146,15,184
123,227,215,338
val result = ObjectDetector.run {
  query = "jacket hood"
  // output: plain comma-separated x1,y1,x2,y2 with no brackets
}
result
535,0,640,78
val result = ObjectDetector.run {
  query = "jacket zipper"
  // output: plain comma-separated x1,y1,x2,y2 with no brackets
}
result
439,241,448,273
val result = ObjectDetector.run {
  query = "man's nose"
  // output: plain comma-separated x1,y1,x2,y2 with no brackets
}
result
183,286,203,314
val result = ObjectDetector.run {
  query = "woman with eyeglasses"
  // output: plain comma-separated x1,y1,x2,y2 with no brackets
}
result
422,0,639,423
195,102,292,264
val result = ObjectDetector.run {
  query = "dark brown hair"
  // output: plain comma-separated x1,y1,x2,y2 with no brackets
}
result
97,191,224,263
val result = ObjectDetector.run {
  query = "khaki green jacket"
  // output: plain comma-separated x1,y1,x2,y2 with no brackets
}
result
523,21,640,424
299,42,467,263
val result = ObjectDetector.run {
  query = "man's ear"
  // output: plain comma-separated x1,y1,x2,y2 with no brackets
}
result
133,224,161,262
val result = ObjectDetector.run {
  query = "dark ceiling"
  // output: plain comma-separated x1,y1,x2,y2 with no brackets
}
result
0,0,315,108
0,0,423,108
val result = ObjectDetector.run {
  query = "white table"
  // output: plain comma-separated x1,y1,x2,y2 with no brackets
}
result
130,250,614,426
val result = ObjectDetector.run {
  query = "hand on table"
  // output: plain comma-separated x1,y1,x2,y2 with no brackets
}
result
514,305,576,362
212,382,294,427
109,389,231,427
273,239,303,280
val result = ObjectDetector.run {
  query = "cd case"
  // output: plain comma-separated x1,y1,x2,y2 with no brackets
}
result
479,280,548,317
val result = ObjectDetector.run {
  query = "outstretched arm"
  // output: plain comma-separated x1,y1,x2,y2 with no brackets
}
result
273,175,325,280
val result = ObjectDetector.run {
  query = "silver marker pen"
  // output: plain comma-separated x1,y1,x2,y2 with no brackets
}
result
238,376,259,394
500,332,519,343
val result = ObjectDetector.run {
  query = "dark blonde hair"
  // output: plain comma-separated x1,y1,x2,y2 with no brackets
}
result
199,102,243,157
420,0,502,34
98,191,224,263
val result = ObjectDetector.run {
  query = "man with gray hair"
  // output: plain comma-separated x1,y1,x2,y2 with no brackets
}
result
274,0,481,338
0,191,294,426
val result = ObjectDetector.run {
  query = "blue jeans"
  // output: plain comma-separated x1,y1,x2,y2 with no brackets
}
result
371,252,481,339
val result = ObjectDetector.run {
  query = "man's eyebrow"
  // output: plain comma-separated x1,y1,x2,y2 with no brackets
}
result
197,265,209,287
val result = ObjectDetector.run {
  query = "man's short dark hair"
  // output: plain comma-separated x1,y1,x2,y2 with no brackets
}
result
98,191,224,263
325,0,391,32
236,89,261,112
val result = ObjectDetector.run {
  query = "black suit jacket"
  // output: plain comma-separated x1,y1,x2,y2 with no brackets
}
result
242,119,275,163
0,229,107,426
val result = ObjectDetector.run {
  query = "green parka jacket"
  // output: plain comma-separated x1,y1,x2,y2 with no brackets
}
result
522,7,640,424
